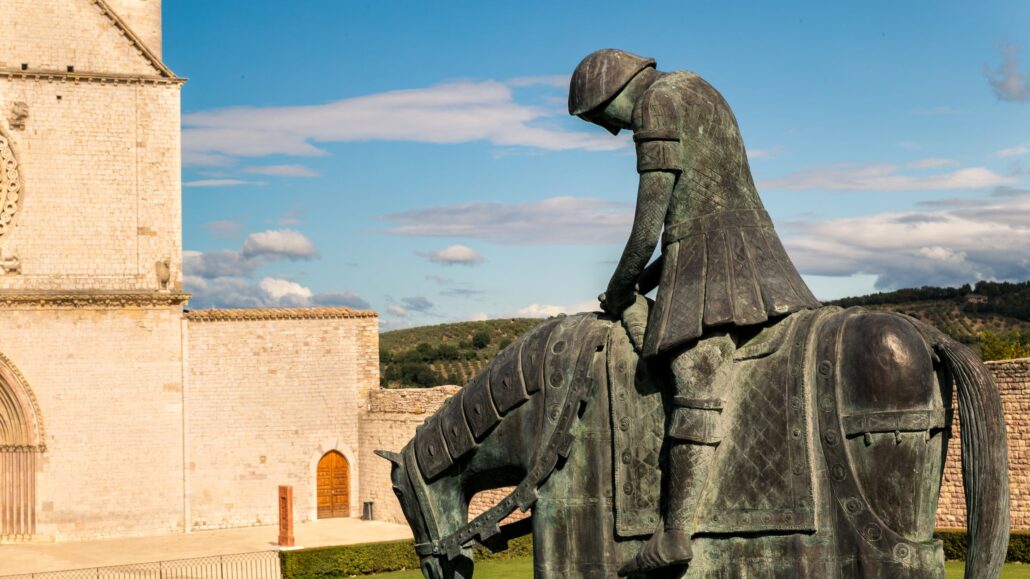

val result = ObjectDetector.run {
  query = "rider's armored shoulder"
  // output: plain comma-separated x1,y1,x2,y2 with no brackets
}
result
632,82,680,136
632,84,683,174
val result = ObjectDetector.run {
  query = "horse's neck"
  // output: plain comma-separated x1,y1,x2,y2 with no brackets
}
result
420,469,468,540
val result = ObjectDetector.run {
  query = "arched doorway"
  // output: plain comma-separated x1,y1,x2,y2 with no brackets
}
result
0,353,43,541
316,451,349,518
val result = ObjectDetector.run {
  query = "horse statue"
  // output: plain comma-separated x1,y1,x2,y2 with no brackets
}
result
378,306,1009,578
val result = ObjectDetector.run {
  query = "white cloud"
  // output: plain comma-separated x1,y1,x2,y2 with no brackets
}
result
311,292,370,308
746,146,783,160
185,230,317,278
984,43,1030,102
241,229,319,260
386,305,408,317
184,179,256,188
784,187,1030,290
760,163,1013,192
185,275,370,310
513,304,568,318
258,277,312,304
202,220,243,239
182,79,623,165
184,249,256,278
512,298,600,318
186,227,317,278
183,229,366,310
183,151,235,167
996,144,1030,158
906,158,959,169
506,75,570,88
421,244,484,266
383,196,633,245
244,164,320,177
401,296,434,312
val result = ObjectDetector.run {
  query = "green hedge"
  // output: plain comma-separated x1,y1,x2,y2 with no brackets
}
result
934,529,1030,562
282,530,1030,577
280,535,532,579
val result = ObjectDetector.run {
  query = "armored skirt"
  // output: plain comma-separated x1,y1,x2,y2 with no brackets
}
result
642,209,820,358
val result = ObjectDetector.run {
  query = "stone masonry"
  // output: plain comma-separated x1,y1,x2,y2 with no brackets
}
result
936,357,1030,530
0,0,385,543
186,308,379,530
0,301,186,540
0,0,181,293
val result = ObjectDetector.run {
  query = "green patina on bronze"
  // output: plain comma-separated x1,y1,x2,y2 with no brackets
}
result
378,50,1010,579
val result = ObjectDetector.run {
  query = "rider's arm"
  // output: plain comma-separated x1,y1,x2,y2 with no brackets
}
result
605,87,682,315
605,171,675,314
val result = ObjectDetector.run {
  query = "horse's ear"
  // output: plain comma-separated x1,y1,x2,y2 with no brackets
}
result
375,449,404,467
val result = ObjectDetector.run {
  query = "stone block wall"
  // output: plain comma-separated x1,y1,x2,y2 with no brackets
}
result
104,0,163,58
0,0,162,76
0,78,182,292
936,358,1030,530
184,308,378,530
0,302,185,541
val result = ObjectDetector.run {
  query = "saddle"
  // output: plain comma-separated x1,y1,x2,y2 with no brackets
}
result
691,309,824,534
610,309,830,538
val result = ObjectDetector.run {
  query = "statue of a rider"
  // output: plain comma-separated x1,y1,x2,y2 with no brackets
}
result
569,49,822,575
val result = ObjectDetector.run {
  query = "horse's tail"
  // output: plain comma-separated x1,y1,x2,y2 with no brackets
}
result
935,338,1009,578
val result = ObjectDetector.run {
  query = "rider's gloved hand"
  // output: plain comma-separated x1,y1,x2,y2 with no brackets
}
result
621,293,650,353
600,285,636,317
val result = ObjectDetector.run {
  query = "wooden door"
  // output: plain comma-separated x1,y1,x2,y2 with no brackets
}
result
317,451,350,518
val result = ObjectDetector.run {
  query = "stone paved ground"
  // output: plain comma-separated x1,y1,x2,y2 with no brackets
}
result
0,518,412,575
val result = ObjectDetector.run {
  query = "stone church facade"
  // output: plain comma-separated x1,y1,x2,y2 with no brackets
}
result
0,0,380,542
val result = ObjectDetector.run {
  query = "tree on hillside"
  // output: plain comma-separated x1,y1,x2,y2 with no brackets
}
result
472,331,491,349
979,330,1030,362
382,361,442,388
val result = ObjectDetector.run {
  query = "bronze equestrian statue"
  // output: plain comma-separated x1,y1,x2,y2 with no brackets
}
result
379,50,1010,579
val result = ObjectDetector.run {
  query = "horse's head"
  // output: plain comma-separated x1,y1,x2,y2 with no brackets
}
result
375,448,472,579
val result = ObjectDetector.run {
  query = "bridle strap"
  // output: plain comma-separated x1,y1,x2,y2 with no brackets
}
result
404,445,444,550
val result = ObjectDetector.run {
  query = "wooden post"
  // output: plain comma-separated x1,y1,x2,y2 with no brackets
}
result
278,485,294,547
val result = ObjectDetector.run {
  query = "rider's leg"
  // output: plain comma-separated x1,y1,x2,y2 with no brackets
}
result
619,332,735,575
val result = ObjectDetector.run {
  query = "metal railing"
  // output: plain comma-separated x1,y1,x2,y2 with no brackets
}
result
1,551,281,579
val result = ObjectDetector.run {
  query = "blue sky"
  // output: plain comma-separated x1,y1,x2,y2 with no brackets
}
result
165,1,1030,330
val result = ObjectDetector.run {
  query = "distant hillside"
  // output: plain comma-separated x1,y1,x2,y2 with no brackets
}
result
380,281,1030,388
380,318,544,388
827,280,1030,346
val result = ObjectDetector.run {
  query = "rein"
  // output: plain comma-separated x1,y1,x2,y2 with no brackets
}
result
409,323,610,561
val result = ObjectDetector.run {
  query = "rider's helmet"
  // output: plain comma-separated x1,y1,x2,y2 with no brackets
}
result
568,49,656,134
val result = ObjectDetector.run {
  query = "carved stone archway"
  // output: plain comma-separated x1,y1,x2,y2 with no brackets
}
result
0,352,43,541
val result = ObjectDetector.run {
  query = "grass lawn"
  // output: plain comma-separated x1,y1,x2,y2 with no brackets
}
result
368,557,533,578
368,559,1029,578
947,562,1030,578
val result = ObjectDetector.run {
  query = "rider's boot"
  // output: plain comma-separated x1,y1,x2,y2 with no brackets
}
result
617,439,715,575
